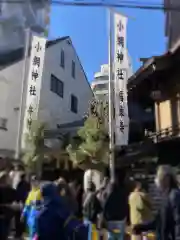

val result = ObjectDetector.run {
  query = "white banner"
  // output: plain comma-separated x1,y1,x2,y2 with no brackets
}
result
22,35,46,149
114,13,129,146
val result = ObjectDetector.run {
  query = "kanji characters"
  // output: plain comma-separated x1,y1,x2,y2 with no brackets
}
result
117,21,124,32
33,56,40,67
120,120,124,132
117,69,124,80
32,70,38,81
119,104,124,117
117,36,124,48
29,85,36,96
117,51,124,62
35,42,42,52
28,105,33,115
27,118,32,129
119,90,124,102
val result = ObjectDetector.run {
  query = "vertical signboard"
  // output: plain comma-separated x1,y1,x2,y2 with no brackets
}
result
114,13,129,146
22,35,46,149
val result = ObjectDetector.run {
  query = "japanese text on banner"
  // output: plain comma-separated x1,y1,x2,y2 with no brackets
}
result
22,35,46,149
114,13,129,146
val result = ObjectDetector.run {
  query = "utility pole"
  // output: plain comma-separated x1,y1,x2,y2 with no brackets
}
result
15,28,31,160
108,9,115,183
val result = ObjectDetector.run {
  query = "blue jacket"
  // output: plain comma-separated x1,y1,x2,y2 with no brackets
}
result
36,183,88,240
22,189,42,239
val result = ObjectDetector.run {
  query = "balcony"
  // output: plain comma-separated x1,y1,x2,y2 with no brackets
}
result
147,124,180,143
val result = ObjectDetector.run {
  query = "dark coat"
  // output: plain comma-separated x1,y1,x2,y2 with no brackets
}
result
16,180,30,203
134,188,180,240
83,191,102,223
102,182,128,221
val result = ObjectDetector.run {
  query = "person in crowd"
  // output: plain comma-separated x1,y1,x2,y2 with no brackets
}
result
21,175,41,239
83,181,102,240
56,177,78,214
103,171,128,240
97,176,109,202
75,182,84,218
24,193,42,240
69,179,82,216
129,181,153,240
56,177,68,197
35,182,88,240
9,164,23,190
25,175,40,204
96,176,109,237
15,172,30,239
69,180,79,199
132,165,180,240
0,171,17,240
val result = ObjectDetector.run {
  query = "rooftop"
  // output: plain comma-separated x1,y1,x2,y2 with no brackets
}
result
128,38,180,89
44,118,86,138
0,36,69,70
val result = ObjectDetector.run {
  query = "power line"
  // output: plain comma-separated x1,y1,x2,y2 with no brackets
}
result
0,0,180,12
45,1,180,12
0,0,164,5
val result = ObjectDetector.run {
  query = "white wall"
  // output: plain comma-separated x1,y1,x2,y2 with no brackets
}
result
39,38,93,128
0,38,93,155
0,60,26,153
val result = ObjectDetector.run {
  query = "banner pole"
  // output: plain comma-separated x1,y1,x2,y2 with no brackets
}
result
108,9,115,182
15,28,31,160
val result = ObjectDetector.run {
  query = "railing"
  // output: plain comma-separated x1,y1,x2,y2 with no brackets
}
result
146,124,180,143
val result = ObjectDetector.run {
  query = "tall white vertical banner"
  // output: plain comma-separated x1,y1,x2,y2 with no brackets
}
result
22,35,46,149
114,13,129,146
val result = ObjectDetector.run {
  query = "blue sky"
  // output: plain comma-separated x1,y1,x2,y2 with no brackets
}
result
49,2,165,82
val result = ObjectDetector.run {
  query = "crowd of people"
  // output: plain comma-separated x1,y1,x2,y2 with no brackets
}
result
0,164,180,240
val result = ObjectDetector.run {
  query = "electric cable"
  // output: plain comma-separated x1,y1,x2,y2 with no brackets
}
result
0,0,179,12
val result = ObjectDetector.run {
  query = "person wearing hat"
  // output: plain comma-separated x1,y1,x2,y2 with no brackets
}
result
132,165,180,240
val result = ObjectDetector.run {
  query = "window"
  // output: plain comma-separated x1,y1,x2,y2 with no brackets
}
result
93,83,108,91
60,50,65,68
0,118,7,130
71,60,75,78
71,94,78,113
95,76,109,81
50,74,64,98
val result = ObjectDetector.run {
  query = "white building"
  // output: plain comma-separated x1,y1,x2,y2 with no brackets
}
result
0,36,93,157
0,0,50,53
164,0,180,48
91,56,133,100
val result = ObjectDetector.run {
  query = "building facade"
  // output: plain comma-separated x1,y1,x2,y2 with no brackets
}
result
164,0,180,48
0,36,93,157
128,42,180,165
91,58,153,144
91,56,133,101
0,0,50,53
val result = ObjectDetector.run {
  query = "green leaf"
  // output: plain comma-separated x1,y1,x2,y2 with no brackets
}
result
66,100,109,169
23,120,46,174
